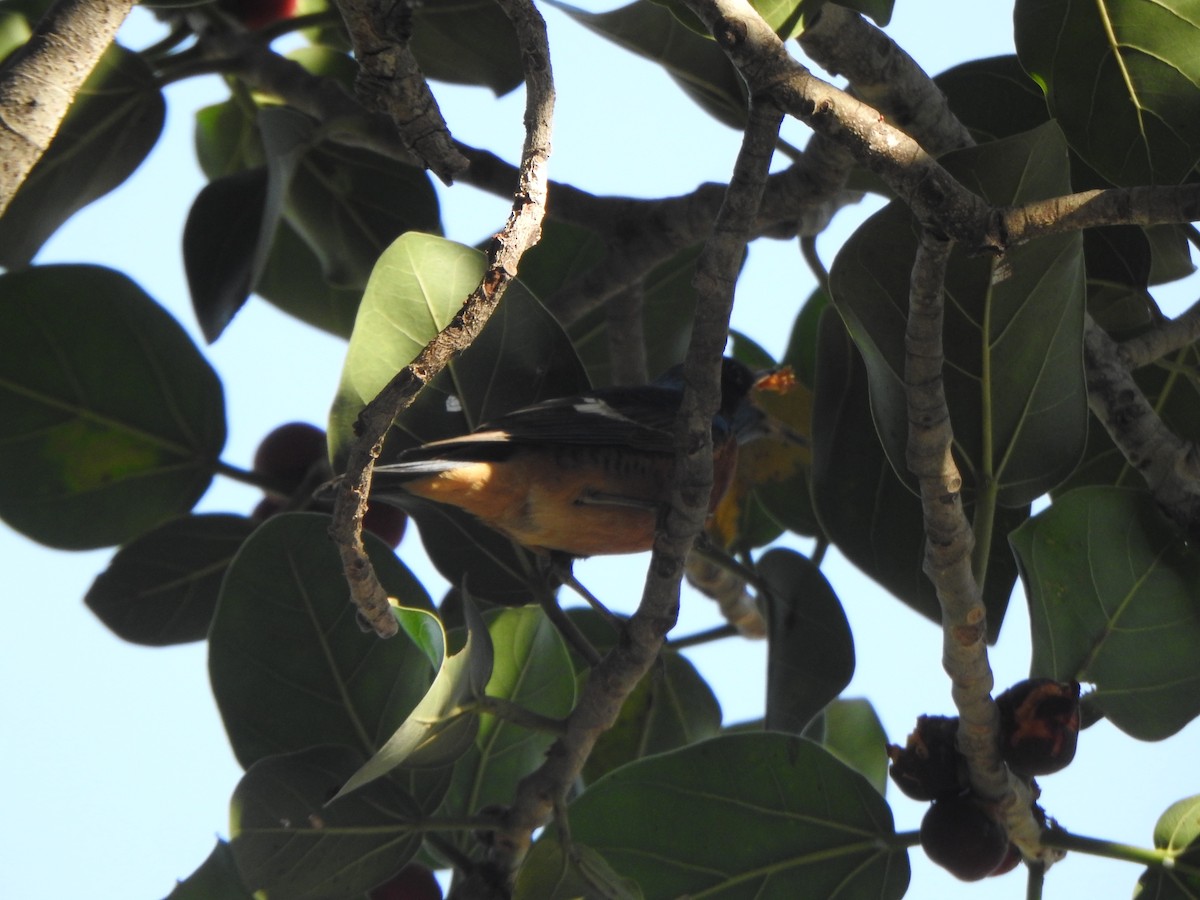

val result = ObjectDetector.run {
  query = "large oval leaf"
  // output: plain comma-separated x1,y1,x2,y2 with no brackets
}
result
1011,486,1200,740
85,513,256,646
521,733,910,899
810,308,1022,640
0,265,225,549
760,549,854,735
230,745,422,899
209,513,435,767
1015,0,1200,185
829,122,1087,509
0,44,164,266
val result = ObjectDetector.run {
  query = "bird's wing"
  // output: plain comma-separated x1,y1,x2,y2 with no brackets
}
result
397,385,683,462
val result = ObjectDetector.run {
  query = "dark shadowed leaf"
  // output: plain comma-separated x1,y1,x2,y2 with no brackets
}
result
85,513,256,646
760,549,854,734
0,44,164,266
166,840,253,900
584,650,722,783
1015,0,1200,185
810,309,1022,640
0,265,225,549
410,0,524,95
230,746,422,899
829,122,1086,509
1136,794,1200,898
935,55,1049,144
514,839,644,900
530,734,910,899
209,513,435,767
337,592,493,796
1011,487,1200,740
255,219,364,338
549,0,748,129
1146,225,1197,285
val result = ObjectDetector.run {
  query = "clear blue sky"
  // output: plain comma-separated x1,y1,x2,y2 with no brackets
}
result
3,3,1198,898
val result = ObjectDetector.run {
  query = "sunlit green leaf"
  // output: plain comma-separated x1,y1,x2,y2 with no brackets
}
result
230,746,421,899
440,607,575,840
209,513,435,767
337,593,494,796
538,733,910,898
1011,487,1200,740
1015,0,1200,185
1136,794,1200,898
0,265,224,549
0,44,164,266
85,513,255,646
820,698,890,795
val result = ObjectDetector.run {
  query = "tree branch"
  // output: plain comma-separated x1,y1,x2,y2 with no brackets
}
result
905,229,1059,867
489,97,784,878
1083,315,1200,535
328,0,555,637
1120,297,1200,369
1001,184,1200,246
331,0,466,183
0,0,136,217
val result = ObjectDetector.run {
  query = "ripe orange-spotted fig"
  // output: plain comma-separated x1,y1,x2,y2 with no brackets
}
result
996,678,1081,777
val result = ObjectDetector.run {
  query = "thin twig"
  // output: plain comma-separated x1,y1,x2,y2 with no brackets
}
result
328,0,555,637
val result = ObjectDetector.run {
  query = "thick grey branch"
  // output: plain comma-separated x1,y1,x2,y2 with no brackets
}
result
1120,297,1200,369
0,0,135,217
799,4,973,155
1084,315,1200,535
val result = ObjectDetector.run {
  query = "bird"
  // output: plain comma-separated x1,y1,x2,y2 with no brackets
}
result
367,357,785,559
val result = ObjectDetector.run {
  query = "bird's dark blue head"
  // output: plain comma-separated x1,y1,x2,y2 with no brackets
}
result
652,357,769,441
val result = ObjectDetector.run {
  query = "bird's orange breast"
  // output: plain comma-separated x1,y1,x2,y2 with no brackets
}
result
400,442,737,557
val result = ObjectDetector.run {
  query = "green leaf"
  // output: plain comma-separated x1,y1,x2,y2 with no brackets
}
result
0,44,164,266
209,513,436,767
1014,0,1200,185
410,0,524,95
254,217,364,338
284,140,442,291
818,698,890,795
230,746,422,899
760,549,854,734
0,265,225,549
810,308,1022,639
1146,224,1198,285
548,0,749,130
829,122,1087,508
1011,486,1200,740
440,607,575,833
337,592,494,796
514,839,644,900
85,513,255,646
166,840,254,900
194,100,263,181
186,107,310,343
935,55,1050,144
543,733,910,898
0,8,31,62
584,650,722,783
329,233,588,603
1137,795,1200,898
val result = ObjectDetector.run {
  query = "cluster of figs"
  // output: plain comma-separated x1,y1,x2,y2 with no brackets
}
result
888,679,1082,881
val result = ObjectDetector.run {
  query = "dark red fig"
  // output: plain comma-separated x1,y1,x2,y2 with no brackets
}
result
888,715,966,801
996,678,1081,777
920,793,1010,881
218,0,298,28
253,422,329,491
368,863,442,900
363,503,408,548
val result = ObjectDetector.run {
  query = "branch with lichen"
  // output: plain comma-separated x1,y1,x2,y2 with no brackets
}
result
327,0,555,638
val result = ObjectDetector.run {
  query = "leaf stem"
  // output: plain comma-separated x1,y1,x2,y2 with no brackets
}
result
1041,828,1184,870
667,623,738,649
470,696,568,736
969,480,997,587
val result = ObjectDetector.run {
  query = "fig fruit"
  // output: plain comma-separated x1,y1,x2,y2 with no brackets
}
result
888,715,966,801
920,793,1010,881
253,422,329,490
996,678,1081,777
